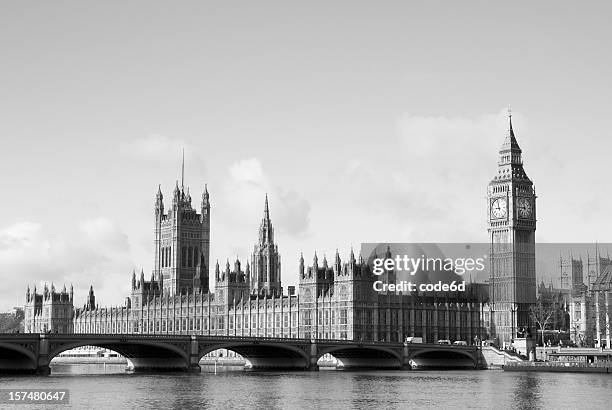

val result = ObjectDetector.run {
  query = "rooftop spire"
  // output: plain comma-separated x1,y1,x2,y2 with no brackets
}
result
264,193,270,219
181,148,185,189
508,105,515,137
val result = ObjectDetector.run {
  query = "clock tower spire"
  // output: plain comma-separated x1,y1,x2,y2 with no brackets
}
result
487,111,537,346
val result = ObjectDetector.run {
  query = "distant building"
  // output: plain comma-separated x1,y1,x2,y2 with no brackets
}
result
564,252,612,347
23,284,73,333
536,281,570,344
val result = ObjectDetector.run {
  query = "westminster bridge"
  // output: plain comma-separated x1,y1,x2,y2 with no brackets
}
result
0,334,482,374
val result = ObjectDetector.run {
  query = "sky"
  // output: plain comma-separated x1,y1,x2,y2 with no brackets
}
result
1,1,611,310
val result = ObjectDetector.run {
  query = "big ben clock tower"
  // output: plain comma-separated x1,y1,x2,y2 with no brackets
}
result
487,111,537,346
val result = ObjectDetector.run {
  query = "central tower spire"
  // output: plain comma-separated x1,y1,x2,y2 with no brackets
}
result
181,148,185,189
251,194,281,296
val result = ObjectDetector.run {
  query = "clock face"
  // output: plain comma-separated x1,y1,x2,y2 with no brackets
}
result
491,198,507,219
517,197,533,218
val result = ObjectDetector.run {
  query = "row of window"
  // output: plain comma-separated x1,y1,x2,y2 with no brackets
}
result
160,246,201,268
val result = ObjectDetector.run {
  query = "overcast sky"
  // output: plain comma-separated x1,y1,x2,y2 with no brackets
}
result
1,1,611,310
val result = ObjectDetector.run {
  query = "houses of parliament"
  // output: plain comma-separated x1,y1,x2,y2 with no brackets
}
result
24,115,539,346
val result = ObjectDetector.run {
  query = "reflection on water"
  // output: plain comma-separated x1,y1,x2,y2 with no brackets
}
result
513,372,542,410
1,365,610,409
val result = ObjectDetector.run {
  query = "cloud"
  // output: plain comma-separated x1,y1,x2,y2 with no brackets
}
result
320,108,518,243
120,134,188,163
0,219,134,311
270,190,311,237
208,158,311,265
79,217,130,253
224,158,311,236
229,158,266,185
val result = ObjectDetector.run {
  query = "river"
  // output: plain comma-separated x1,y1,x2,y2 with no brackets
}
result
1,364,610,409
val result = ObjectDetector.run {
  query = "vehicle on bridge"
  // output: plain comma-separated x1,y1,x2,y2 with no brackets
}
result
453,341,468,346
405,337,423,343
437,339,451,345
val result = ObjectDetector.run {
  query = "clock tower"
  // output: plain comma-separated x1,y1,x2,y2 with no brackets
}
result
487,112,537,346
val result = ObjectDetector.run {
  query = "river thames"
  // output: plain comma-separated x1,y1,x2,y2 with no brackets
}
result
1,364,611,409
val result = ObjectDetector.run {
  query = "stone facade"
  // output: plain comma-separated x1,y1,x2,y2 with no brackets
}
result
24,284,74,333
23,180,486,342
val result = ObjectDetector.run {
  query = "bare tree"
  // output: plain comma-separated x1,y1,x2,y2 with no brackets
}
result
529,302,555,346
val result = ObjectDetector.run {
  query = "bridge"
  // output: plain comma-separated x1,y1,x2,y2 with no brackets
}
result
0,334,482,375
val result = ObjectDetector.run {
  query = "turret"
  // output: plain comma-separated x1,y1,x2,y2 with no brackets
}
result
334,249,342,275
155,184,164,213
299,253,305,278
69,284,74,302
173,181,180,206
87,285,96,310
202,184,210,209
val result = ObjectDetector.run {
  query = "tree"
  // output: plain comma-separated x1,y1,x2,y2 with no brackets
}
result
0,309,24,333
529,302,555,347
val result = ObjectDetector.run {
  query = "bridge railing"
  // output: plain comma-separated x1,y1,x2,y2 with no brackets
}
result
5,333,478,349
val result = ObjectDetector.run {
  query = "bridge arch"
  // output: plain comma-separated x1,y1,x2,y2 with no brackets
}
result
0,342,38,373
47,338,191,373
318,345,403,369
199,342,310,370
408,348,476,368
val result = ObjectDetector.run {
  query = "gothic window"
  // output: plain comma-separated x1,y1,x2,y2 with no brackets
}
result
340,309,347,325
194,247,199,266
182,247,187,267
188,247,193,267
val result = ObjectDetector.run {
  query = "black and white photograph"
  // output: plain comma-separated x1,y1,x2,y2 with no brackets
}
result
1,1,611,409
